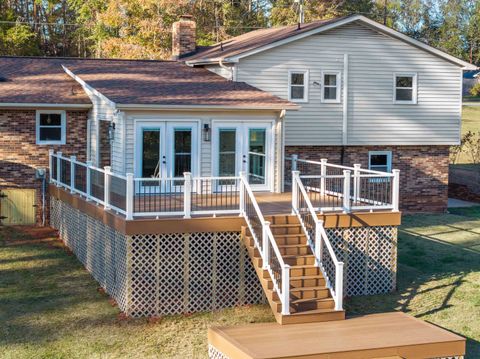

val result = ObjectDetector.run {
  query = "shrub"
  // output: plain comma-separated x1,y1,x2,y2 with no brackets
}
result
470,82,480,97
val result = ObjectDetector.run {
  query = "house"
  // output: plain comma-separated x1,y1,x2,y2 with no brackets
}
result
463,70,480,96
0,14,473,357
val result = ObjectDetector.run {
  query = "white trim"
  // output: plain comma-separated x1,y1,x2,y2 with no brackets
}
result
116,103,299,111
393,72,417,104
35,110,66,145
189,15,477,70
368,151,392,172
287,70,309,103
0,103,91,109
321,71,341,104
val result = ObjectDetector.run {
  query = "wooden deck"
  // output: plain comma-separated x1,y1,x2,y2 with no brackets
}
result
208,312,465,359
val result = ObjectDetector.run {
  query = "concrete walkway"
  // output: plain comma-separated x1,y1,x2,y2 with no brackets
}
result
448,198,480,208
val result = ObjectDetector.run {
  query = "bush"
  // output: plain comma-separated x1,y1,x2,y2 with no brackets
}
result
470,82,480,97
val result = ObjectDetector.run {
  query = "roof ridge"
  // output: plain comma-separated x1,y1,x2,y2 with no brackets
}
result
0,55,177,63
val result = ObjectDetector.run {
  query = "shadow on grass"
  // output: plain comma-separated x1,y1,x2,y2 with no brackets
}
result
346,211,480,357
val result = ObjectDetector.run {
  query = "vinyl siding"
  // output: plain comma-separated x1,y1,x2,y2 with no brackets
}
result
236,22,463,146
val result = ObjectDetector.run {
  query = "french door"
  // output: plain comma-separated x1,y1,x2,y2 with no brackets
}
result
135,121,198,192
212,122,273,191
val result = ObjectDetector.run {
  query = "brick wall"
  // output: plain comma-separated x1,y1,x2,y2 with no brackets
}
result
0,109,89,224
286,145,450,213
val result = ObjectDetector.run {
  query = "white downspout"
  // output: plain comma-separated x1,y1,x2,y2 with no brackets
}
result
219,58,235,81
342,54,349,145
280,109,286,193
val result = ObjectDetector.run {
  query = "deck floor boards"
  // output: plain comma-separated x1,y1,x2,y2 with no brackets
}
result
208,312,465,359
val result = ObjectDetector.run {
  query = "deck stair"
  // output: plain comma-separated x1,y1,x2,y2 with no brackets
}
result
241,214,345,325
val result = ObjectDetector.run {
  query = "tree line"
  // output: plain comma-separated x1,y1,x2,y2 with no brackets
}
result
0,0,479,64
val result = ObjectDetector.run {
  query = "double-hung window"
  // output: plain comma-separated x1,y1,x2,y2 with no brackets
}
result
394,73,417,104
36,110,66,145
368,151,392,173
321,71,341,103
288,70,308,102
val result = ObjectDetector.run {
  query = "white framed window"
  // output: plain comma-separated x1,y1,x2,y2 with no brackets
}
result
288,70,309,102
394,73,417,104
321,71,341,103
36,110,66,145
368,151,392,173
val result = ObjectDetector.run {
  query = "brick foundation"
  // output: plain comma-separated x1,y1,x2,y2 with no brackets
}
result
286,145,450,213
0,109,89,224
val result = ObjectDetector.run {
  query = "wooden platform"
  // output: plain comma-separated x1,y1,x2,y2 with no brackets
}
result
208,312,465,359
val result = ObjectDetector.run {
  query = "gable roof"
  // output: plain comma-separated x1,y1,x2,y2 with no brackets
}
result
0,57,297,110
185,15,477,70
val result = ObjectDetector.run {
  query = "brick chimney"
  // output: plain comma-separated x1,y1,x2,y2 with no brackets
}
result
172,15,196,60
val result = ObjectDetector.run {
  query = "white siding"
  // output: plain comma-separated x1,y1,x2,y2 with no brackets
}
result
205,64,234,80
236,22,463,146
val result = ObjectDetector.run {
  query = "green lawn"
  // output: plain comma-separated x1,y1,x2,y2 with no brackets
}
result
1,209,480,358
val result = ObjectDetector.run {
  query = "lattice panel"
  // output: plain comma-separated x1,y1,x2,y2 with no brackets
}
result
128,232,265,317
208,345,230,359
325,226,397,297
50,197,129,313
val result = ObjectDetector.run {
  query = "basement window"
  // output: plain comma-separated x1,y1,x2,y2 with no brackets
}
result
36,110,66,145
394,73,417,104
321,71,341,103
368,151,392,173
288,70,309,102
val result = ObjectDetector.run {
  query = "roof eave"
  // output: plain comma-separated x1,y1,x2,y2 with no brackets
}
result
116,103,299,111
0,102,92,109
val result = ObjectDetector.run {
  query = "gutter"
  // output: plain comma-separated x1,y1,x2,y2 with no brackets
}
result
116,103,300,111
0,103,92,109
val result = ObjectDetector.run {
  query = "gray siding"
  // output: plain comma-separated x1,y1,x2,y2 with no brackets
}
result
236,22,463,146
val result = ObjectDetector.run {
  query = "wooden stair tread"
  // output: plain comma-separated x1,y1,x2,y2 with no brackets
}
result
290,285,328,292
270,223,302,228
278,243,310,248
289,308,343,316
273,297,333,305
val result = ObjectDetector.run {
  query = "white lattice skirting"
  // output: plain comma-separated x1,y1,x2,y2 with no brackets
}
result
50,197,265,317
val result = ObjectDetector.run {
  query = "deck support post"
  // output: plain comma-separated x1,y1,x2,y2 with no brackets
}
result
104,166,111,210
335,262,344,311
70,156,76,194
48,149,54,183
183,172,192,219
56,151,62,186
291,170,300,215
392,169,400,212
343,170,351,213
353,164,361,203
126,173,134,220
281,265,290,315
262,221,270,270
86,161,93,201
320,158,327,196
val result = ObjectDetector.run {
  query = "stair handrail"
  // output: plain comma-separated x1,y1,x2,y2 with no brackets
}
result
239,171,290,315
292,170,344,311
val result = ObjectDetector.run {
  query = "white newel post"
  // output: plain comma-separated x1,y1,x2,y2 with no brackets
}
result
343,170,351,213
126,173,134,220
86,161,93,201
335,262,344,311
48,149,54,183
281,265,290,315
392,169,400,212
291,170,300,214
183,172,192,219
353,164,361,202
314,220,323,266
291,154,298,171
104,166,111,210
239,171,246,215
320,158,327,196
262,221,270,270
70,156,76,194
56,151,62,186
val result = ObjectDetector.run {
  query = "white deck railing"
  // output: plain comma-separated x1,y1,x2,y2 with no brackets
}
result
239,171,290,315
49,150,241,219
287,156,400,213
292,171,344,311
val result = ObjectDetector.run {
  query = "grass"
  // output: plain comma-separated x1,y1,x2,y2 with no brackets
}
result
456,105,480,164
1,208,480,358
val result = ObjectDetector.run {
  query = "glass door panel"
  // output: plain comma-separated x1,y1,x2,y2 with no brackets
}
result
142,129,161,179
173,129,192,177
218,129,237,187
248,128,266,185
